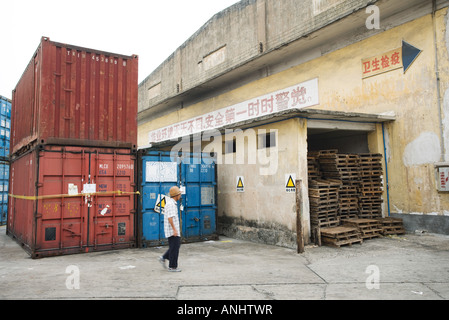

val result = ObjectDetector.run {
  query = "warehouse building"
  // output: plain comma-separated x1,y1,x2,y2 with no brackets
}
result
138,0,449,248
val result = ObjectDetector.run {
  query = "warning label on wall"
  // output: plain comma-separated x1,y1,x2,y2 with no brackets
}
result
285,174,296,193
236,176,244,192
438,167,449,192
154,194,166,213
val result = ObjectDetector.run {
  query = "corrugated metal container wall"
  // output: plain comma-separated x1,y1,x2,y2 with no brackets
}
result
0,96,11,159
138,150,218,247
180,156,217,240
7,145,137,258
0,162,9,226
0,96,11,226
11,37,138,155
139,151,175,246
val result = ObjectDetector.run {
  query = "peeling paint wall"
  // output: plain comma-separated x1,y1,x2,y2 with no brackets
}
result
207,118,309,248
402,132,441,166
299,10,449,218
443,88,449,161
138,6,449,243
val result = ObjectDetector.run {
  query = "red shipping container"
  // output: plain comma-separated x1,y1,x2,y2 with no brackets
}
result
7,145,137,258
11,37,138,155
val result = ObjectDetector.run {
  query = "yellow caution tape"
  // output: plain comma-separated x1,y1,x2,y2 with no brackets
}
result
9,190,140,201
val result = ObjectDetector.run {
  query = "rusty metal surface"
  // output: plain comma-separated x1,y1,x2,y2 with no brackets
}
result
7,145,137,258
11,37,138,155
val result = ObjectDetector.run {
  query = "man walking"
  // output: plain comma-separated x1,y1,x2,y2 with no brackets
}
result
159,186,182,272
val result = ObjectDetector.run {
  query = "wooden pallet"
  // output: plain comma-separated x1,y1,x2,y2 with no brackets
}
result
342,218,382,239
320,226,363,247
308,155,321,180
311,208,339,219
359,153,382,164
309,178,342,187
310,151,385,222
339,210,359,220
311,217,340,228
317,149,338,156
377,217,406,235
318,153,361,181
358,211,383,219
339,184,359,193
338,183,359,219
309,178,343,229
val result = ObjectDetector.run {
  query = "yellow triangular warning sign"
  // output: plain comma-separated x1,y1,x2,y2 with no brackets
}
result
237,177,244,188
286,175,295,188
156,197,166,208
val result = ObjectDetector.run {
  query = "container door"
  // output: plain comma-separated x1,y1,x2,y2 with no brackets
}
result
0,162,8,226
35,147,136,256
140,151,178,246
90,151,135,249
180,154,217,240
36,149,87,252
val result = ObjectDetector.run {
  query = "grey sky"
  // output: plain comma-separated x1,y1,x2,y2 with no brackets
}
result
0,0,239,99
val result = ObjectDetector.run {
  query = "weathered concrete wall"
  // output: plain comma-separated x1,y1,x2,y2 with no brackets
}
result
208,118,309,248
138,0,375,116
138,4,449,244
266,10,449,219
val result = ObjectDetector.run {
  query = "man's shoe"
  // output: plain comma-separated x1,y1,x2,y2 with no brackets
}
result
168,267,182,272
158,256,167,269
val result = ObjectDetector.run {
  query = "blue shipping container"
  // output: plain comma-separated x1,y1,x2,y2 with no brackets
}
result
0,95,11,161
0,95,11,119
138,150,218,247
0,96,12,225
0,161,9,226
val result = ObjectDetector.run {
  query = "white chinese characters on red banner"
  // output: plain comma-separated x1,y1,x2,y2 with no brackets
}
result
149,78,319,143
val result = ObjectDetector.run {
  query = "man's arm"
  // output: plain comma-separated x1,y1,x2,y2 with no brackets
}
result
168,217,179,237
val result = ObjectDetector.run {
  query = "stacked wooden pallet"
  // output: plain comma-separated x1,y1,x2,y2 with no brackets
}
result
338,182,360,219
307,151,321,180
320,226,363,248
358,153,383,219
309,179,341,228
318,151,360,181
378,217,405,235
316,150,361,219
342,218,382,239
308,150,391,247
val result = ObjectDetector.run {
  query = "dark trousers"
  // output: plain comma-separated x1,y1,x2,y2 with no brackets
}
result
162,236,181,268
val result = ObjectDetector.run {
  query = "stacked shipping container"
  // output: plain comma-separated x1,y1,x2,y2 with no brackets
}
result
0,162,9,226
0,96,11,159
138,150,218,247
0,95,11,226
7,37,139,258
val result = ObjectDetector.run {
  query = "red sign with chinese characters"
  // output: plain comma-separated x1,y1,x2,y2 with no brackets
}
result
362,47,403,79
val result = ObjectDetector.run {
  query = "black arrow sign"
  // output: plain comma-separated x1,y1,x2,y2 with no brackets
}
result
402,40,422,73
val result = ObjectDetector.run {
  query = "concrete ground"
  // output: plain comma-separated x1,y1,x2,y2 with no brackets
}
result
0,225,448,300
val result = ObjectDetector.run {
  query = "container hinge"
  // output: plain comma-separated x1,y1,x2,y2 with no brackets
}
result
36,182,43,188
